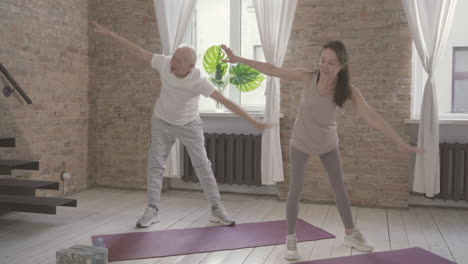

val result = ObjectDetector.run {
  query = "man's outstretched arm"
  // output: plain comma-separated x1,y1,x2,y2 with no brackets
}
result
92,21,153,64
210,91,272,131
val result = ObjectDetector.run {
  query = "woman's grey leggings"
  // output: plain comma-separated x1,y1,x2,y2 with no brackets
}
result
287,145,355,234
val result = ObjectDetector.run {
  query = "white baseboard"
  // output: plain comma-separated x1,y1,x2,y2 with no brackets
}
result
169,178,279,196
409,194,468,208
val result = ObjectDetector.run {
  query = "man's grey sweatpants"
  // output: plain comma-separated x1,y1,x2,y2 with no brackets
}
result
146,115,221,208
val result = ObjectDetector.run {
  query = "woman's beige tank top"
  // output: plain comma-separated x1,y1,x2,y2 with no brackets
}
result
291,73,339,155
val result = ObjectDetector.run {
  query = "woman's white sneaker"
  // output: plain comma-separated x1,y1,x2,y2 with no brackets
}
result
343,228,374,252
284,233,300,260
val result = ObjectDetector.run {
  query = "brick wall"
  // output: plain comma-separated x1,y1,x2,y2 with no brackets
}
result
89,0,163,189
0,0,90,195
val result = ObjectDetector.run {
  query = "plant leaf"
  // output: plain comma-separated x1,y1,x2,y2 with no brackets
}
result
202,45,228,75
229,63,266,92
202,45,229,89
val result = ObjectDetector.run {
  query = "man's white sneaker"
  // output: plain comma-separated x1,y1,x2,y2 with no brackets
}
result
343,228,374,252
136,206,160,228
284,233,300,260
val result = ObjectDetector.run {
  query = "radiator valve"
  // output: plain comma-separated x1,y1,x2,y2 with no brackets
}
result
60,171,72,181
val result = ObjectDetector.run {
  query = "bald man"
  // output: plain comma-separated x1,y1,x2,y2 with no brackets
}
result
92,22,269,228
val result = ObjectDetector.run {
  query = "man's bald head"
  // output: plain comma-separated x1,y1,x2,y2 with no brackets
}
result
175,44,197,65
170,44,197,78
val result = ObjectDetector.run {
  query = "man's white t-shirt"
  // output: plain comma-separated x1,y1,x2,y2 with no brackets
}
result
151,54,216,125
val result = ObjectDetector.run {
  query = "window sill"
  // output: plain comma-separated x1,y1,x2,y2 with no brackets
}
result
405,118,468,125
200,111,284,118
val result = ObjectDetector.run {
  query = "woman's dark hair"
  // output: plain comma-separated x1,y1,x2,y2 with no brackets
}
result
318,40,352,107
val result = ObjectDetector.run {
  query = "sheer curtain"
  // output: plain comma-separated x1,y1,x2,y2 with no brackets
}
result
402,0,457,196
254,0,297,184
153,0,197,178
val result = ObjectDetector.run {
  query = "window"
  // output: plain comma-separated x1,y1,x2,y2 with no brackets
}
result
411,0,468,119
452,47,468,113
192,0,266,112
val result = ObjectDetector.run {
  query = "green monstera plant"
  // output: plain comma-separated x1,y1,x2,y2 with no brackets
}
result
202,45,265,109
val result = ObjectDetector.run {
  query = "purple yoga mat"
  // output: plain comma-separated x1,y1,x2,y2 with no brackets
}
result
91,218,334,262
293,247,455,264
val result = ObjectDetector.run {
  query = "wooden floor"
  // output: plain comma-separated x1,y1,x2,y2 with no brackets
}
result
1,188,468,264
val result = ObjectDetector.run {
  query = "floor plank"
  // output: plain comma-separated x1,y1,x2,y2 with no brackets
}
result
413,207,454,261
429,207,468,263
401,207,431,250
386,209,410,250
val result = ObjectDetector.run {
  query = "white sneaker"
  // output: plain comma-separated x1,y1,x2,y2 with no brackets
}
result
136,206,160,228
284,233,300,260
209,206,235,226
343,228,374,252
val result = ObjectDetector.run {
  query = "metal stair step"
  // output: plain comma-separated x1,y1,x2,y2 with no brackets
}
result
0,159,39,175
0,178,59,196
0,137,15,148
0,194,77,215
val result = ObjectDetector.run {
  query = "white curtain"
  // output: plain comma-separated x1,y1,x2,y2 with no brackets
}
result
153,0,197,178
402,0,457,196
254,0,297,184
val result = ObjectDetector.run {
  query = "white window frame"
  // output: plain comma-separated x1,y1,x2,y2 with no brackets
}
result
452,46,468,113
191,0,265,113
411,46,468,120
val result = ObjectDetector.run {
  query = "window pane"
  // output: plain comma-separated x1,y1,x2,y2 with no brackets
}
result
195,0,230,112
453,80,468,113
454,48,468,73
240,0,266,109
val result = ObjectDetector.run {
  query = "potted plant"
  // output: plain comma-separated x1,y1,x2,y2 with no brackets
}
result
202,45,265,111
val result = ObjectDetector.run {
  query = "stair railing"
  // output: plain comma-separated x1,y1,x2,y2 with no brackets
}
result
0,63,32,104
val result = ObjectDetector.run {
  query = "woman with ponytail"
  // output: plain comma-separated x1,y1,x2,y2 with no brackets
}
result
221,41,420,260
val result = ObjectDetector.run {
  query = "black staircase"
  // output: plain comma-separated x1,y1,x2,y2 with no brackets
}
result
0,137,77,215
